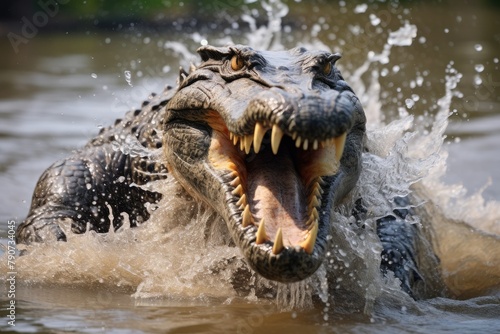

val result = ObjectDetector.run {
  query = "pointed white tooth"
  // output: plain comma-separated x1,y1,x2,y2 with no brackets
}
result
311,207,319,220
239,137,245,151
318,177,326,186
334,132,347,162
272,228,284,254
292,132,298,140
253,123,265,153
300,220,318,254
233,135,239,146
313,139,319,150
232,184,243,196
229,132,233,141
236,194,247,209
271,125,284,155
242,205,252,227
295,136,302,148
309,196,320,210
230,176,240,187
189,63,197,73
302,139,309,150
244,135,253,154
256,218,267,244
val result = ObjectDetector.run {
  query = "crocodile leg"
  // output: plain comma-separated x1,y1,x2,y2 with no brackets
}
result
16,146,162,244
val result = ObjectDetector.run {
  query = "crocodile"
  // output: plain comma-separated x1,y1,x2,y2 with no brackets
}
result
16,45,419,291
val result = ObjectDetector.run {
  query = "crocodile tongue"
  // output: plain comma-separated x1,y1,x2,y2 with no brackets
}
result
246,146,308,247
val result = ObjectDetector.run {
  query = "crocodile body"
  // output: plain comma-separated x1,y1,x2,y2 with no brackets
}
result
17,45,420,293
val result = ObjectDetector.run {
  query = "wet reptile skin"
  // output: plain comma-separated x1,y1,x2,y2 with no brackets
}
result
17,45,419,293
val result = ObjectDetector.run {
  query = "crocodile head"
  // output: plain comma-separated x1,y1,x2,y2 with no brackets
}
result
164,45,366,283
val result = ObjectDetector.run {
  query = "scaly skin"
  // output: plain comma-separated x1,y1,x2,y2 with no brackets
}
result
17,45,419,290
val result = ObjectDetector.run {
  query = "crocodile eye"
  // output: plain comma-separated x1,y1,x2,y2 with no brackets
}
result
231,55,245,71
322,62,332,75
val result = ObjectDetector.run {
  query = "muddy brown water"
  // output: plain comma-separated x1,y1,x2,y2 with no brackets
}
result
1,1,499,333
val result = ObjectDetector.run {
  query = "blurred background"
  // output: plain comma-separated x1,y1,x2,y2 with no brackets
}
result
0,1,499,332
0,0,499,222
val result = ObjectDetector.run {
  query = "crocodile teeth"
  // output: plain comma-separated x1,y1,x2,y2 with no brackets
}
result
334,132,347,162
256,218,267,244
239,136,245,151
242,204,253,227
308,196,320,211
302,139,309,151
313,139,319,150
271,124,284,155
295,136,302,148
300,220,318,254
310,207,319,220
230,176,240,187
236,194,247,209
233,134,239,146
236,194,247,210
272,228,284,254
244,134,253,154
253,122,266,153
232,184,244,197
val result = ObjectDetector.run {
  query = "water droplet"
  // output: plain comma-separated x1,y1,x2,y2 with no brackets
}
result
405,98,415,109
419,36,426,44
416,76,424,86
387,23,417,46
369,14,381,26
444,28,449,33
124,70,133,87
105,37,111,44
354,4,367,13
143,37,151,44
91,73,97,79
474,75,482,85
474,64,484,73
494,58,499,64
474,44,483,52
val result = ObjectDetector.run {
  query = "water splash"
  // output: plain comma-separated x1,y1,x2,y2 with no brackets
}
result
111,134,162,158
124,70,133,87
2,0,499,319
388,22,417,46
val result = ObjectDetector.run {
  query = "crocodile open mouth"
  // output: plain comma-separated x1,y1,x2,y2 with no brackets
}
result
206,111,346,256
